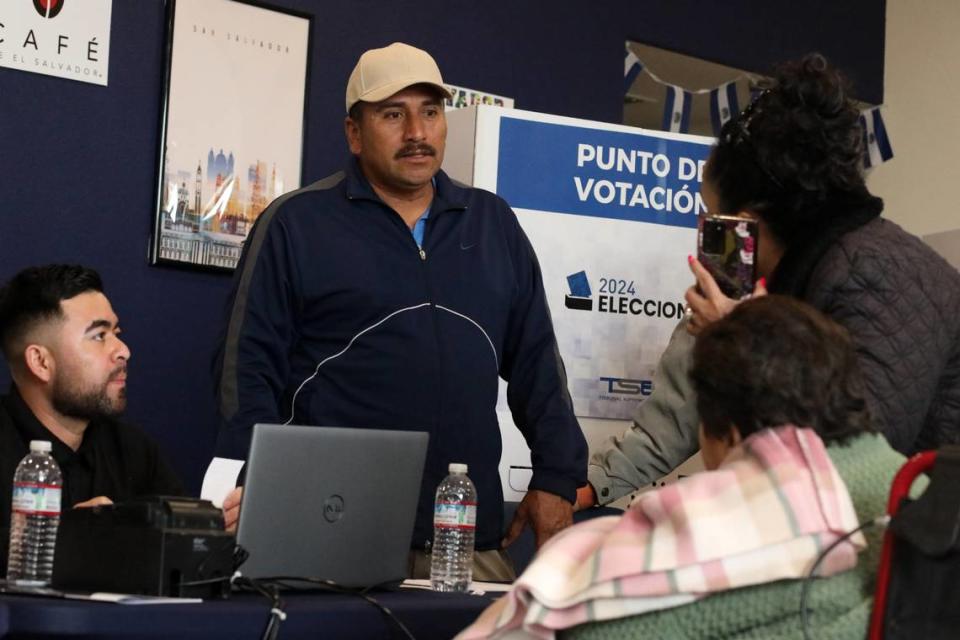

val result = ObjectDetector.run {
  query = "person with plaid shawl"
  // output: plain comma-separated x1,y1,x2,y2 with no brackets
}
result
460,296,907,639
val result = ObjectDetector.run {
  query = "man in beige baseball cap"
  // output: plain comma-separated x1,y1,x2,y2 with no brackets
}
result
344,42,453,228
215,42,587,586
345,42,452,116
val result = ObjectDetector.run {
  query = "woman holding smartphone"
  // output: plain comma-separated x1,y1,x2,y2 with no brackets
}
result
584,53,960,510
684,53,960,455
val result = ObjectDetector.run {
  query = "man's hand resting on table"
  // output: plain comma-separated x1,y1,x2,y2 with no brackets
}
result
501,489,573,550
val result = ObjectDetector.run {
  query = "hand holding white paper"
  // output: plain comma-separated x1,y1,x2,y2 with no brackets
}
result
200,457,245,509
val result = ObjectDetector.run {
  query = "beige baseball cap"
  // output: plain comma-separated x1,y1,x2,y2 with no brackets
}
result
345,42,452,114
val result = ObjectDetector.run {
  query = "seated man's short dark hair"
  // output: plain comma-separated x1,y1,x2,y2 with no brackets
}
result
691,295,873,444
0,264,104,361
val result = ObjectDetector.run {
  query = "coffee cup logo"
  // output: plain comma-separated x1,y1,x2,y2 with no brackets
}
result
33,0,66,19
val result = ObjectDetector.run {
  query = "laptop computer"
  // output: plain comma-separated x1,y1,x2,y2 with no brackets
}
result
236,423,428,588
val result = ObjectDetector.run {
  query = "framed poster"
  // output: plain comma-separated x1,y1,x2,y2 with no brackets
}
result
151,0,311,271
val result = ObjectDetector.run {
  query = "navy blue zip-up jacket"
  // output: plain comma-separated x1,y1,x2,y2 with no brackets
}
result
215,158,587,551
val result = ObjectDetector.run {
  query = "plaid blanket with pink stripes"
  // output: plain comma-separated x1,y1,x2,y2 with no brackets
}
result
458,425,865,640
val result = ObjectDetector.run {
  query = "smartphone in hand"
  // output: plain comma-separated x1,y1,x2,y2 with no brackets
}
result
696,215,759,299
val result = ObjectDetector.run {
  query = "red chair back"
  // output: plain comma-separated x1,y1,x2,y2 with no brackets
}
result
867,450,936,640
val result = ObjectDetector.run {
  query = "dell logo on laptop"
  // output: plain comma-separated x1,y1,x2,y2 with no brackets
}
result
323,495,345,523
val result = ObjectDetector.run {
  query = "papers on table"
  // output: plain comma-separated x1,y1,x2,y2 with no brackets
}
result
0,580,202,605
402,579,512,595
65,592,203,605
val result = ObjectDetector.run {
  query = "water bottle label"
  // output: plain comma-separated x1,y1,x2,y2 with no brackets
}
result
434,502,476,529
12,482,62,516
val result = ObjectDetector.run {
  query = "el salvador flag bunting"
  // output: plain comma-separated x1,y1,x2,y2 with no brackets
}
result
662,85,692,133
860,106,894,168
624,49,643,93
709,81,739,136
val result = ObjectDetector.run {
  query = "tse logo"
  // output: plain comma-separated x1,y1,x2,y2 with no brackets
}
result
600,377,653,396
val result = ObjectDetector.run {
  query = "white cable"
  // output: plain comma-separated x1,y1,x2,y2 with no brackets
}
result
435,304,499,371
283,303,431,424
630,52,762,95
283,302,499,425
628,52,881,119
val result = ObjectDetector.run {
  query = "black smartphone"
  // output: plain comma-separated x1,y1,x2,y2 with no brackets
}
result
696,215,759,299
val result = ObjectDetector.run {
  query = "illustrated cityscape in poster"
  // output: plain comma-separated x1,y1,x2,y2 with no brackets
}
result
158,149,286,269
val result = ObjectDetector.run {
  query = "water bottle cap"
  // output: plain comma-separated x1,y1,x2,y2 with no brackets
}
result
29,440,52,453
448,463,468,474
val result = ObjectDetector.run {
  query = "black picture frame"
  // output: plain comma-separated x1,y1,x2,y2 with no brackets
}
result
150,0,312,272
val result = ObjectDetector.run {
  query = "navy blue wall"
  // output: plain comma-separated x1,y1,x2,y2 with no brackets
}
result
0,0,885,493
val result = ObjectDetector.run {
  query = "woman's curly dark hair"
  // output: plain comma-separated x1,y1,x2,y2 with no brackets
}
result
705,53,867,245
692,295,873,445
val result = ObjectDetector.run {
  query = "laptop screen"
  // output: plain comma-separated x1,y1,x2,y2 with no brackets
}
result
236,424,428,587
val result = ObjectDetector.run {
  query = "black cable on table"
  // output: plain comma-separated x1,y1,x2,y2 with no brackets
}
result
261,575,417,640
172,541,417,640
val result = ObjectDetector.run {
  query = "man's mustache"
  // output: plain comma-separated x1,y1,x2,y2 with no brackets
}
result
395,144,436,159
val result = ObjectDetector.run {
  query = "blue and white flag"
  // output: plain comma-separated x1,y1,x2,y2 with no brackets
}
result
662,85,692,133
624,49,644,93
860,106,894,168
709,81,740,136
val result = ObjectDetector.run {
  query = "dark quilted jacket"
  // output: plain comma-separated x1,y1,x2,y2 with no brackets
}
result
588,194,960,505
771,196,960,454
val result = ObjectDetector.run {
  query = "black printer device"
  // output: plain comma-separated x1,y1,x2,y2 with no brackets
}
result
52,496,234,598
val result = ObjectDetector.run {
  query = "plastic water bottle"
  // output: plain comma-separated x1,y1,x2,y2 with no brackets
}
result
430,463,477,592
7,440,63,586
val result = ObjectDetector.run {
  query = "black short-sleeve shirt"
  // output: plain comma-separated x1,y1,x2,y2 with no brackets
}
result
0,386,184,573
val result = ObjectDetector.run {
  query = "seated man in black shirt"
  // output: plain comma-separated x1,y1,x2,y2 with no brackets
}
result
0,265,183,571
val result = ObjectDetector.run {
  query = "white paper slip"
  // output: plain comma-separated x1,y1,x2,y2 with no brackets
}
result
402,579,513,593
65,592,203,605
200,457,245,508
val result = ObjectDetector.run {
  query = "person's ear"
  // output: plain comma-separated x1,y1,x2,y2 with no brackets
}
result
344,116,362,155
726,425,743,448
23,344,55,383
